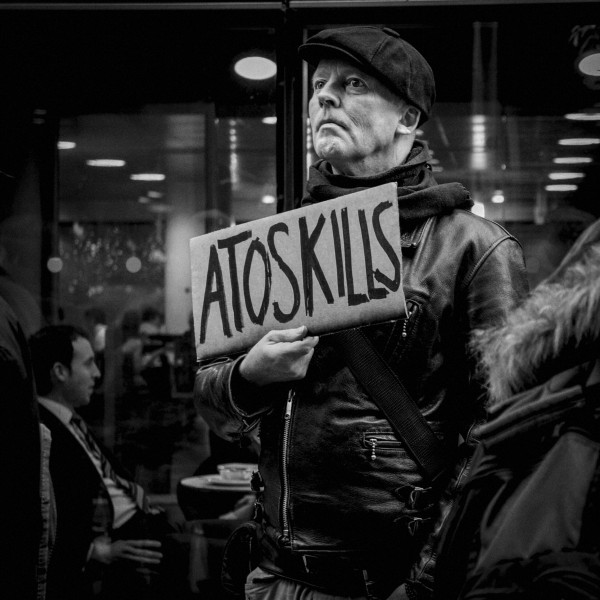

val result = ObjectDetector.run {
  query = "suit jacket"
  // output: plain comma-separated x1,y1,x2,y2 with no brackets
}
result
0,297,41,600
38,404,135,600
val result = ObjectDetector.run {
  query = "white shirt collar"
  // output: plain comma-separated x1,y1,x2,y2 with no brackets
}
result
38,397,74,427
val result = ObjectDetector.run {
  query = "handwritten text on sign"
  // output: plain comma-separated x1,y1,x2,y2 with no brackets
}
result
190,182,405,360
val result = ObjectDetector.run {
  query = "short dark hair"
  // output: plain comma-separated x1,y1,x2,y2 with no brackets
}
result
29,324,89,396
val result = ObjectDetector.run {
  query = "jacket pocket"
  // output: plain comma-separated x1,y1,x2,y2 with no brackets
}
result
363,429,404,461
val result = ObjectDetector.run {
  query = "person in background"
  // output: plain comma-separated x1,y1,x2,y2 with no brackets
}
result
434,218,600,599
139,305,164,337
0,296,48,600
84,306,107,389
84,306,107,355
195,26,529,600
30,324,182,600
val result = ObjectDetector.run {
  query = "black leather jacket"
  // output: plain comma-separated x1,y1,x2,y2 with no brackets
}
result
194,152,529,596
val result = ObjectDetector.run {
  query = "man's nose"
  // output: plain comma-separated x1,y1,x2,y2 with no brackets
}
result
317,83,340,108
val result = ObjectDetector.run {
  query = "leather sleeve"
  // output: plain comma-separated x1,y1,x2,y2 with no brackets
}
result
407,235,529,598
194,355,287,443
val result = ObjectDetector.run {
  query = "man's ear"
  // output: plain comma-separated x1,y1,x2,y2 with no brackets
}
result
51,362,70,384
397,105,421,135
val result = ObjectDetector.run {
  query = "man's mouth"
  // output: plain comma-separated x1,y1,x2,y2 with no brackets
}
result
319,119,346,131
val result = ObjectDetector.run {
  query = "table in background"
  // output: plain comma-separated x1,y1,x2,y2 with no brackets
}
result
177,474,254,520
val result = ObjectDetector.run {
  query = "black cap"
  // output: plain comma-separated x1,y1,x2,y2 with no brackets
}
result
299,26,435,124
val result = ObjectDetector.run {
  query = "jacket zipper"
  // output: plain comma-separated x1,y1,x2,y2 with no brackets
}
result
365,434,403,461
402,301,417,339
281,389,294,543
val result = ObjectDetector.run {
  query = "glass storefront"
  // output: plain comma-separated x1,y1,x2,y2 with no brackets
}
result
1,1,599,496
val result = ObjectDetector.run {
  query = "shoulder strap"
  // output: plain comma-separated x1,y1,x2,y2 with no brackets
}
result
333,327,450,485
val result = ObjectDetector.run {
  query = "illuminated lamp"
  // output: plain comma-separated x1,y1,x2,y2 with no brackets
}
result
234,56,276,80
571,25,600,89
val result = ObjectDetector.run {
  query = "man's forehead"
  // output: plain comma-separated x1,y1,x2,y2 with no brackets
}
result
72,336,93,358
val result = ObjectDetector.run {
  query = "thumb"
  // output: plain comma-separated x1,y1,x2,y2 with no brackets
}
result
267,326,307,343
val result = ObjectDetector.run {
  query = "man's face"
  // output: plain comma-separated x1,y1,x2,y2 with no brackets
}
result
309,57,405,176
62,336,100,409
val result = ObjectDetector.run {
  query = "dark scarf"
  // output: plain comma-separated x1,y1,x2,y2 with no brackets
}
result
302,140,473,221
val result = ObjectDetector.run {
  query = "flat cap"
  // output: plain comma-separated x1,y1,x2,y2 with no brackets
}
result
299,26,435,124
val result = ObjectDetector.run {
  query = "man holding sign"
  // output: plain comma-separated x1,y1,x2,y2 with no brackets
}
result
195,26,528,600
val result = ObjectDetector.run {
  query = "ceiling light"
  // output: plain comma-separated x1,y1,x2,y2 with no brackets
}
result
147,190,163,199
576,49,600,76
564,111,600,121
234,56,276,80
58,141,76,150
545,184,578,192
548,172,585,180
491,190,505,204
261,194,276,205
553,156,593,164
86,159,125,167
138,196,150,204
130,173,166,181
558,138,600,146
262,116,277,125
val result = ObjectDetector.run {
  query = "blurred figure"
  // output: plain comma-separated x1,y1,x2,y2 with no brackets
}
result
84,306,107,387
30,324,181,600
0,296,47,600
84,306,107,354
119,309,146,396
435,218,600,599
139,305,164,337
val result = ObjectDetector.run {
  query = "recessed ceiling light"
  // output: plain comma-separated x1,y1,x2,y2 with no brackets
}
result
234,56,276,80
553,156,593,164
558,138,600,146
262,116,277,125
147,190,163,199
86,159,125,167
545,184,578,192
130,173,166,181
57,141,76,150
548,172,585,180
261,194,276,205
564,112,600,121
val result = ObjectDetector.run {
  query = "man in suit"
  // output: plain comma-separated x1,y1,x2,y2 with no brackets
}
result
0,296,44,600
30,324,179,600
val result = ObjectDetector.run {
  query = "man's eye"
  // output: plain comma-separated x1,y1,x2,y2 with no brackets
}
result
346,78,365,89
313,80,325,91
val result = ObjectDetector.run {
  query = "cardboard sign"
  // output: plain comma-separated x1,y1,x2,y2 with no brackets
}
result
190,182,405,361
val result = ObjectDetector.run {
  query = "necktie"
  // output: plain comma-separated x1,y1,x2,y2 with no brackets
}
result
70,414,149,512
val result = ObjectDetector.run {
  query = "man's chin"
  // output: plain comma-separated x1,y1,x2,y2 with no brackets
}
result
314,142,347,164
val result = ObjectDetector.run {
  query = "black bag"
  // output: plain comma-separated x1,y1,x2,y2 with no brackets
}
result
435,364,600,600
221,520,262,599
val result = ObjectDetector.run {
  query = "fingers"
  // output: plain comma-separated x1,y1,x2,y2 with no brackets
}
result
120,539,163,564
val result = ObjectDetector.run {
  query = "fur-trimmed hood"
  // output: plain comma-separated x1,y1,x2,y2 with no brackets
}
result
473,219,600,406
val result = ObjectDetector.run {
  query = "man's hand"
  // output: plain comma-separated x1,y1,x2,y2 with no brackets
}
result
238,326,319,386
91,536,163,566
